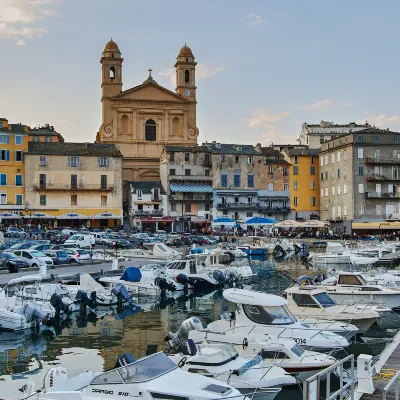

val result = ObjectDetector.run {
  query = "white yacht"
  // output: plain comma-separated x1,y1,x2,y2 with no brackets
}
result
120,242,182,260
363,269,400,287
284,285,384,334
169,343,295,399
317,271,400,310
21,352,245,400
186,289,351,350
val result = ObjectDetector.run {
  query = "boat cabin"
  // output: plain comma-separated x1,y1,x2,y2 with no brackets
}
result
164,258,199,274
244,339,305,362
286,287,337,309
337,272,368,286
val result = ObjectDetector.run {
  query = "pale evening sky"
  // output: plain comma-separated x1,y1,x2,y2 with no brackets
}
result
1,0,400,145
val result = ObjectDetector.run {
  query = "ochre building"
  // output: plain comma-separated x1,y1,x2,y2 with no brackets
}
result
96,40,199,182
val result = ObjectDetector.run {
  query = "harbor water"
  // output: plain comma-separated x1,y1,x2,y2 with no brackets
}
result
0,254,397,399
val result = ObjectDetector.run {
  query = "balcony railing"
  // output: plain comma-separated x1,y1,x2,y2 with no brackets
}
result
183,194,213,201
151,196,161,202
170,174,212,181
258,206,291,213
367,174,400,181
203,160,212,168
365,192,400,199
134,209,163,216
33,183,114,191
366,157,400,164
217,202,258,210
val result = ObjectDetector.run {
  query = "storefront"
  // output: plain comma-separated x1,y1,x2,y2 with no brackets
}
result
352,221,400,233
136,216,174,232
190,217,211,233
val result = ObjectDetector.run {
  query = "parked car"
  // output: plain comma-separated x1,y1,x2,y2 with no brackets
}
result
51,244,79,250
50,234,69,244
5,227,26,239
65,248,92,263
29,244,53,252
12,250,54,269
108,239,135,249
2,252,29,273
0,243,12,252
44,250,70,265
92,232,107,245
101,234,120,245
61,228,77,236
9,242,32,251
64,234,94,249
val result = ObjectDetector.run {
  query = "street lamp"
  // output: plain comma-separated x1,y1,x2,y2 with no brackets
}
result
24,201,32,230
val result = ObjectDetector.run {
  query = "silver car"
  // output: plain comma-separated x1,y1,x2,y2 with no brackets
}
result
65,248,92,263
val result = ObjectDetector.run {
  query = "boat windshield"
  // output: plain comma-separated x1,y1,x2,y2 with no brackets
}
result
314,292,336,307
290,344,304,358
118,353,177,383
243,305,296,325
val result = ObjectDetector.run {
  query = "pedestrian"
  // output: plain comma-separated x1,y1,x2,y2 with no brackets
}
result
38,224,41,230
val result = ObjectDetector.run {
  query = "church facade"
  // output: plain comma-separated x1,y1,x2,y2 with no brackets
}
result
96,40,199,182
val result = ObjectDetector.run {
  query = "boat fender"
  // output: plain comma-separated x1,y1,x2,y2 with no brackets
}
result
115,353,135,368
178,357,187,368
243,338,248,350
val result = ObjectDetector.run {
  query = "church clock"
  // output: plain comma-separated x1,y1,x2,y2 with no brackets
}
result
184,89,191,96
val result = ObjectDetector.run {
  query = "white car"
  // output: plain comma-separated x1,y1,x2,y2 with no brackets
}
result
101,234,120,245
65,248,92,263
92,232,107,245
5,227,26,238
12,249,54,269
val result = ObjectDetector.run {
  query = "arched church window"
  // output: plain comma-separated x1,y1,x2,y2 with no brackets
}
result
186,58,188,62
145,119,157,141
110,66,115,81
172,117,182,137
185,70,190,83
111,53,114,58
121,115,129,134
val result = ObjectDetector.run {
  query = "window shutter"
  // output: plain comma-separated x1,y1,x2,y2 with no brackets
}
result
97,157,101,167
6,135,9,144
106,157,109,167
6,150,10,161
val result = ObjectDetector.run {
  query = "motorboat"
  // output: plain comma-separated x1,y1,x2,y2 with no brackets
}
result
99,266,190,296
316,271,400,310
21,351,246,400
120,242,182,260
308,242,378,267
166,319,337,382
168,342,295,398
284,284,383,334
177,289,351,350
0,275,54,332
237,244,267,256
363,269,400,287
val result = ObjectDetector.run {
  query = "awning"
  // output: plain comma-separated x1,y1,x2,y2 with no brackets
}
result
23,212,56,219
57,212,90,220
91,211,122,220
275,220,301,228
0,212,22,219
212,217,236,226
245,217,277,225
134,200,161,205
170,183,213,193
352,221,400,230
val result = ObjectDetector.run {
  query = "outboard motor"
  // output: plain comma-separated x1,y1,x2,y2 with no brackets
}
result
213,270,227,284
273,244,286,260
42,367,68,389
165,317,204,353
50,293,71,315
180,339,197,356
225,268,240,287
111,284,135,306
176,274,190,286
24,303,53,329
115,352,136,368
76,290,97,314
154,277,176,293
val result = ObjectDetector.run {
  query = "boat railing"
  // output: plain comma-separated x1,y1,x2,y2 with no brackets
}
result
207,389,283,400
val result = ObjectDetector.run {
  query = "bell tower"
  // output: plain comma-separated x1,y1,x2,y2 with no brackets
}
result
101,39,123,99
175,44,196,101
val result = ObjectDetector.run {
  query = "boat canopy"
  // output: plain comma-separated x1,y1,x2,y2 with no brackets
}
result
120,267,142,282
6,274,43,286
223,288,287,307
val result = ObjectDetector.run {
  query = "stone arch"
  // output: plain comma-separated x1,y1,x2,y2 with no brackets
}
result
172,116,182,137
120,114,130,135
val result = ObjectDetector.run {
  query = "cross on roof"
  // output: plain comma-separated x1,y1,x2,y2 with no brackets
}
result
148,68,153,77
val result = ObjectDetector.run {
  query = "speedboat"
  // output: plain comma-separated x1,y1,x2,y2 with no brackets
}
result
21,352,246,400
316,271,400,310
284,284,382,334
0,275,54,332
168,342,295,399
166,319,337,382
237,244,267,256
178,289,350,350
120,242,182,260
363,269,400,287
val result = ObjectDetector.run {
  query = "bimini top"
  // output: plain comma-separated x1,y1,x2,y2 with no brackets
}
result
6,274,43,287
223,288,287,307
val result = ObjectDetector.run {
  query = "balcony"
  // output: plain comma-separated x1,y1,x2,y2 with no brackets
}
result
367,174,400,181
33,183,114,192
134,209,163,216
217,202,258,210
169,174,212,182
183,194,213,201
203,160,212,168
151,196,162,202
258,206,291,213
365,192,400,199
366,157,400,164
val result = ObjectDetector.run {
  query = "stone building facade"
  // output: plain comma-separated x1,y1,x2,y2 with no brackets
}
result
320,128,400,232
96,40,199,182
24,142,123,228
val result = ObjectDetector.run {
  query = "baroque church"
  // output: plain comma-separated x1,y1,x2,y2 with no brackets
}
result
96,40,199,181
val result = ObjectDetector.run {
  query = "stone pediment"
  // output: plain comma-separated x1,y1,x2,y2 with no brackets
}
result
111,81,189,103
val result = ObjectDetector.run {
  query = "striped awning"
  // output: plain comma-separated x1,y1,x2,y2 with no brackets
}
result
170,183,213,193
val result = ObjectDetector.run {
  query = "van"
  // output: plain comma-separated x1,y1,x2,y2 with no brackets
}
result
65,234,94,249
61,228,77,236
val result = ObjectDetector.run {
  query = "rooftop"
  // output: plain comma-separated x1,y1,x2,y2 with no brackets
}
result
129,180,166,195
203,142,262,155
27,142,122,157
304,120,370,129
282,147,320,156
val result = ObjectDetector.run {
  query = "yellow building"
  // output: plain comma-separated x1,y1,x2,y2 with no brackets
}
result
0,119,64,226
282,148,320,220
24,142,123,228
0,118,29,224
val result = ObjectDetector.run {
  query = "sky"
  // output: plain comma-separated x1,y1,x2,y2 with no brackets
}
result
1,0,400,145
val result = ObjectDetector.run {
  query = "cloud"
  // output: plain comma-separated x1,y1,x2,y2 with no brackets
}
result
0,0,59,45
246,12,262,25
344,101,355,107
158,64,224,86
302,99,333,110
248,109,290,128
357,114,400,128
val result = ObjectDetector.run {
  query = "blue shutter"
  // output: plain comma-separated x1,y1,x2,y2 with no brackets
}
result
0,174,6,185
6,150,10,161
16,175,22,186
247,175,254,188
6,135,9,144
221,174,227,188
234,174,240,187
